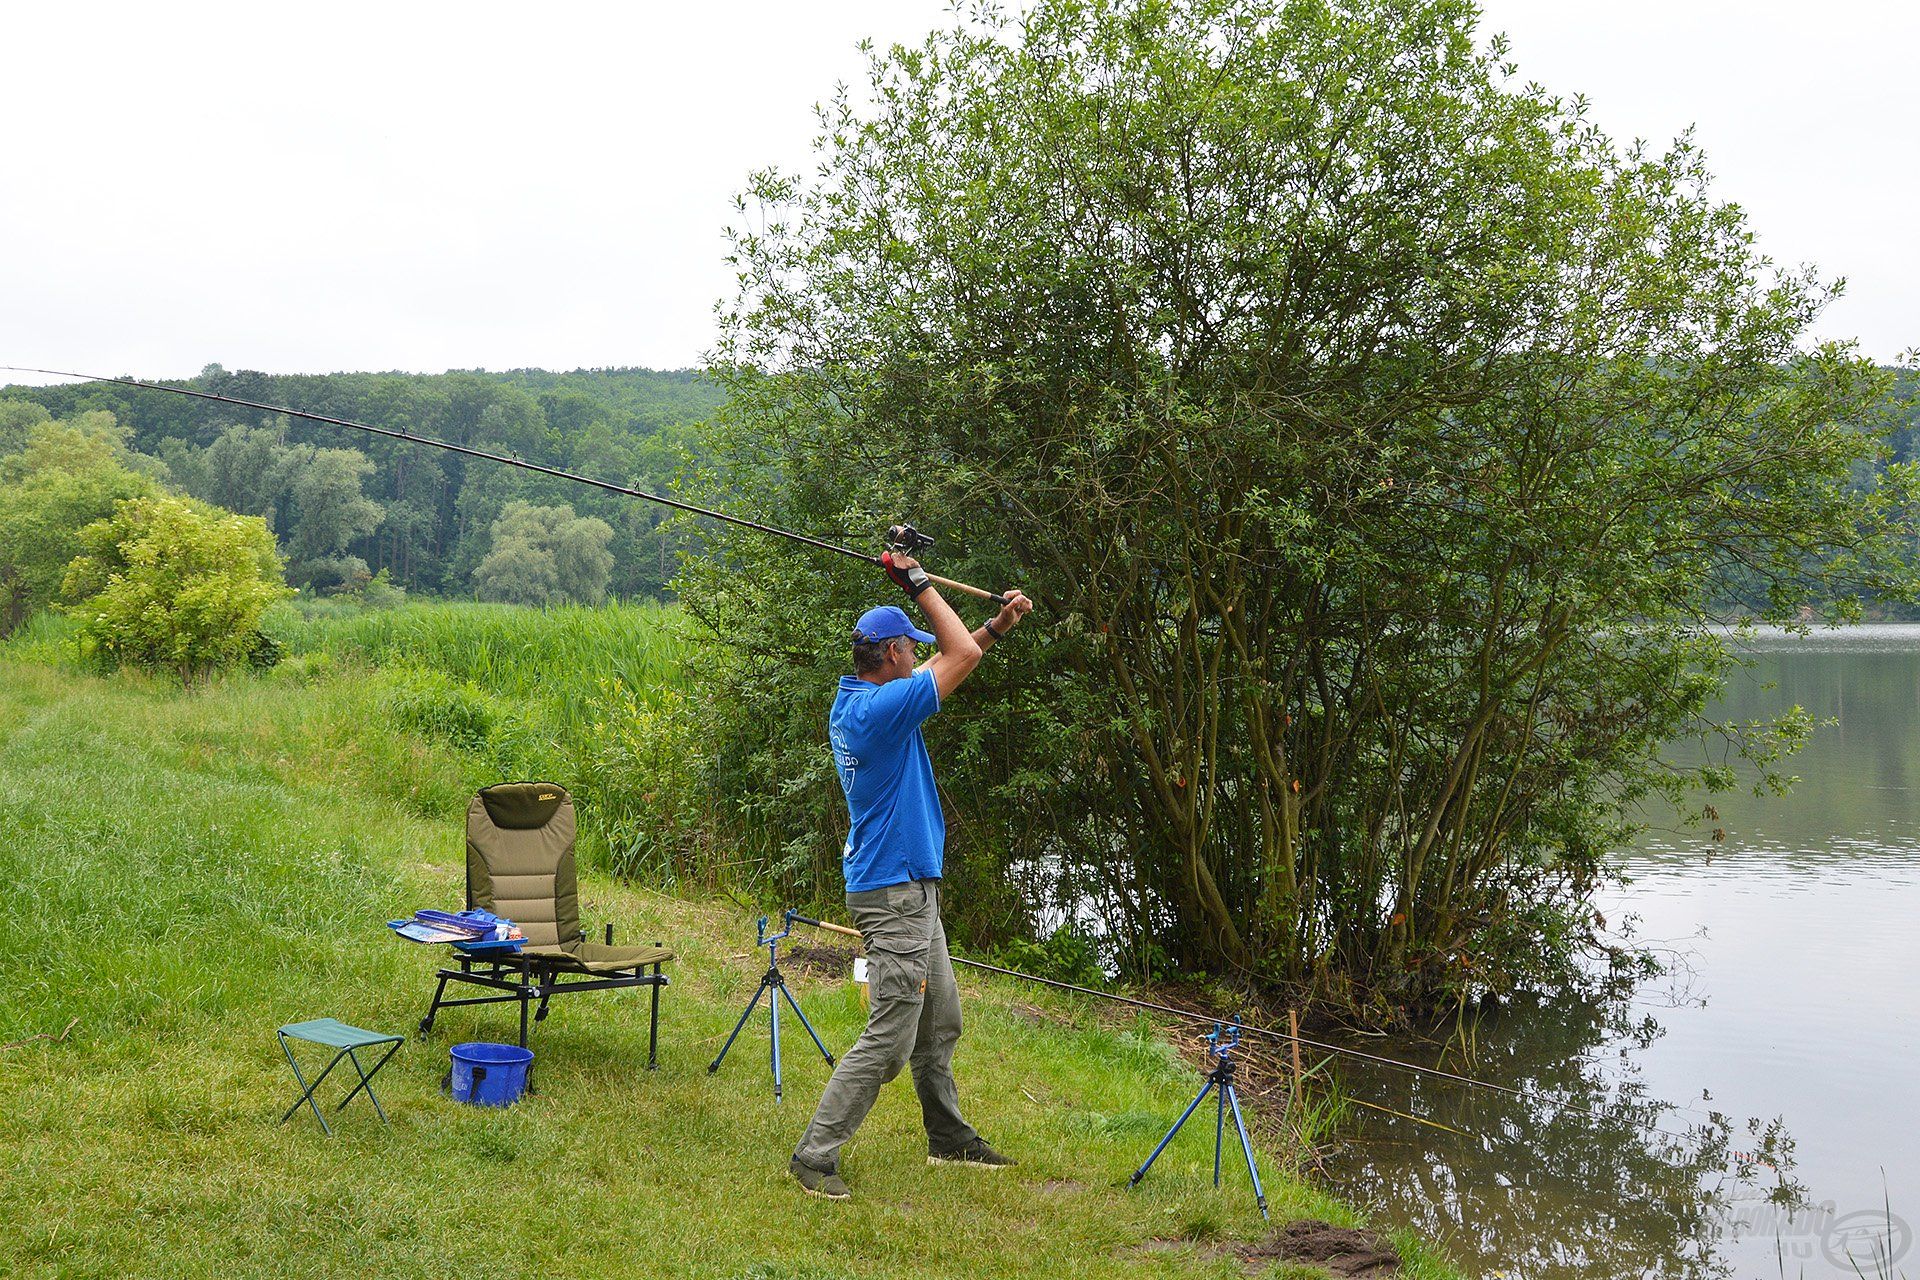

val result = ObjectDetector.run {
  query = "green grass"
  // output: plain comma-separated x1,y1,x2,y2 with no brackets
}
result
270,597,698,724
0,653,1461,1279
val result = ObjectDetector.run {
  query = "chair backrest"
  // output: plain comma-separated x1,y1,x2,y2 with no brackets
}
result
466,782,580,951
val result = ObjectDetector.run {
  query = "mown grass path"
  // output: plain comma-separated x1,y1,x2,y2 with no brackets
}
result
0,659,1456,1279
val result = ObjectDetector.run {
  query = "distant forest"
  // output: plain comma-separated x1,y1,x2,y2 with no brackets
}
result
8,366,724,601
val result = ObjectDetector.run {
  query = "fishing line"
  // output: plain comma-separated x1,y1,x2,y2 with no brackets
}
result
791,913,1723,1145
944,956,1726,1144
958,956,1745,1147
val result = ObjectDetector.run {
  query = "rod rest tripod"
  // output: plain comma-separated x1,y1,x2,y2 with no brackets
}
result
1128,1022,1269,1219
708,909,837,1101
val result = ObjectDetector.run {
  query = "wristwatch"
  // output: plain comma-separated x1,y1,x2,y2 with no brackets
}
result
983,618,1006,641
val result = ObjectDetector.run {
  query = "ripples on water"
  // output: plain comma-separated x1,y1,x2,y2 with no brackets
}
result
1321,627,1920,1279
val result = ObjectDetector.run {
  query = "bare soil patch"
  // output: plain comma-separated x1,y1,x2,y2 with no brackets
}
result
1228,1220,1401,1277
783,942,858,981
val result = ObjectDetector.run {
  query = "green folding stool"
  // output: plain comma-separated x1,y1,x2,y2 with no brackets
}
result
277,1018,405,1135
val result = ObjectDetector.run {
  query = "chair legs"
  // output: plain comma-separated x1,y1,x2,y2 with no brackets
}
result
648,963,662,1071
416,961,669,1072
419,974,450,1037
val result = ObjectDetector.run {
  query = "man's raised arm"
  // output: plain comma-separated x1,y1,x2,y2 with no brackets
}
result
884,552,1031,701
884,552,978,700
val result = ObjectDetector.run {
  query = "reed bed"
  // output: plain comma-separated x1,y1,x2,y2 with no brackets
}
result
275,598,697,731
270,599,719,883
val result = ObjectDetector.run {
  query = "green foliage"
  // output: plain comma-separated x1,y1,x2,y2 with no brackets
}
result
284,445,384,588
275,598,696,733
990,925,1107,987
380,664,502,753
272,599,707,871
171,423,386,592
195,422,289,516
6,367,725,600
581,680,723,886
0,396,52,453
686,0,1920,1008
0,610,81,666
0,415,162,635
472,500,615,606
61,494,292,686
264,647,335,687
322,566,408,610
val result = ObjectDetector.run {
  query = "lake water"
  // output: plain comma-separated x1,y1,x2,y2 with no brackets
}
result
1321,625,1920,1279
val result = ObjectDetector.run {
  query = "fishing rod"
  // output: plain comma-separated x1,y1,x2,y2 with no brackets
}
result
788,912,1722,1143
0,366,1012,607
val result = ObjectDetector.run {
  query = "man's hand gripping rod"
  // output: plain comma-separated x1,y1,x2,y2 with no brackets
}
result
882,523,1012,607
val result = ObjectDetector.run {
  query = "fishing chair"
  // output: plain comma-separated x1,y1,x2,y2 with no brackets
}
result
418,782,672,1067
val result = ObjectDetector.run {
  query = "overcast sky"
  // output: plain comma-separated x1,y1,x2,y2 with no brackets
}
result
2,1,1913,387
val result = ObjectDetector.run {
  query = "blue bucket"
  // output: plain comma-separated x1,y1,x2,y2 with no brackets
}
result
449,1042,533,1106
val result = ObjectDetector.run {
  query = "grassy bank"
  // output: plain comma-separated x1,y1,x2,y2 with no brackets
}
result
0,652,1459,1279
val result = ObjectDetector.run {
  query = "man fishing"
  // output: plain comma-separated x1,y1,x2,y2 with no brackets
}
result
789,552,1033,1200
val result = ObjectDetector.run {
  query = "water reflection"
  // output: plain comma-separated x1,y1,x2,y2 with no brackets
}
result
1321,628,1920,1279
1323,993,1797,1279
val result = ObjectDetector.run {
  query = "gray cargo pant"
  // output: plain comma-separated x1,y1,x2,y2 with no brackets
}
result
793,878,977,1171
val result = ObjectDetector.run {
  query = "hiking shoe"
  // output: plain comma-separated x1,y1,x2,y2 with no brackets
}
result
929,1137,1017,1168
790,1156,851,1200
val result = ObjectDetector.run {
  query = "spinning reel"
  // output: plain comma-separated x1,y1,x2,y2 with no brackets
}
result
884,523,936,556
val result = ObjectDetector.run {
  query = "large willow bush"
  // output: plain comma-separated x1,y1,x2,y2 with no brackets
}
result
680,0,1917,1011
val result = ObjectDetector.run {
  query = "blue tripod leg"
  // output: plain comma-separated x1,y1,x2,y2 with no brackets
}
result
1227,1084,1270,1220
1214,1074,1227,1186
777,980,836,1066
1128,1078,1215,1188
770,974,783,1101
708,980,767,1074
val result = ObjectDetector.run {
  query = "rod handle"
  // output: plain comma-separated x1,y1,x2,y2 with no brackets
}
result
789,913,863,940
924,572,1012,608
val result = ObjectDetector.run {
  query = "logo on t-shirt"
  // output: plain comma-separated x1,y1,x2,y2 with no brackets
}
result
831,727,860,789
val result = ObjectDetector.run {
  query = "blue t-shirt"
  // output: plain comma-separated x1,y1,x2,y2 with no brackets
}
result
829,667,945,892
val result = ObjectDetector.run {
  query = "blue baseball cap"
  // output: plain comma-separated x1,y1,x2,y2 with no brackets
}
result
853,605,935,645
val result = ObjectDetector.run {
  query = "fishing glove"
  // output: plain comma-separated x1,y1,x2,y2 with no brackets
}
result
881,551,932,598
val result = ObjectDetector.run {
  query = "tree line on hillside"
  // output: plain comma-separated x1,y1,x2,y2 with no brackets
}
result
4,366,723,603
7,360,1913,616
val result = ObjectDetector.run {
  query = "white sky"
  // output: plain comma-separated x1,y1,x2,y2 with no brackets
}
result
1,1,1913,386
